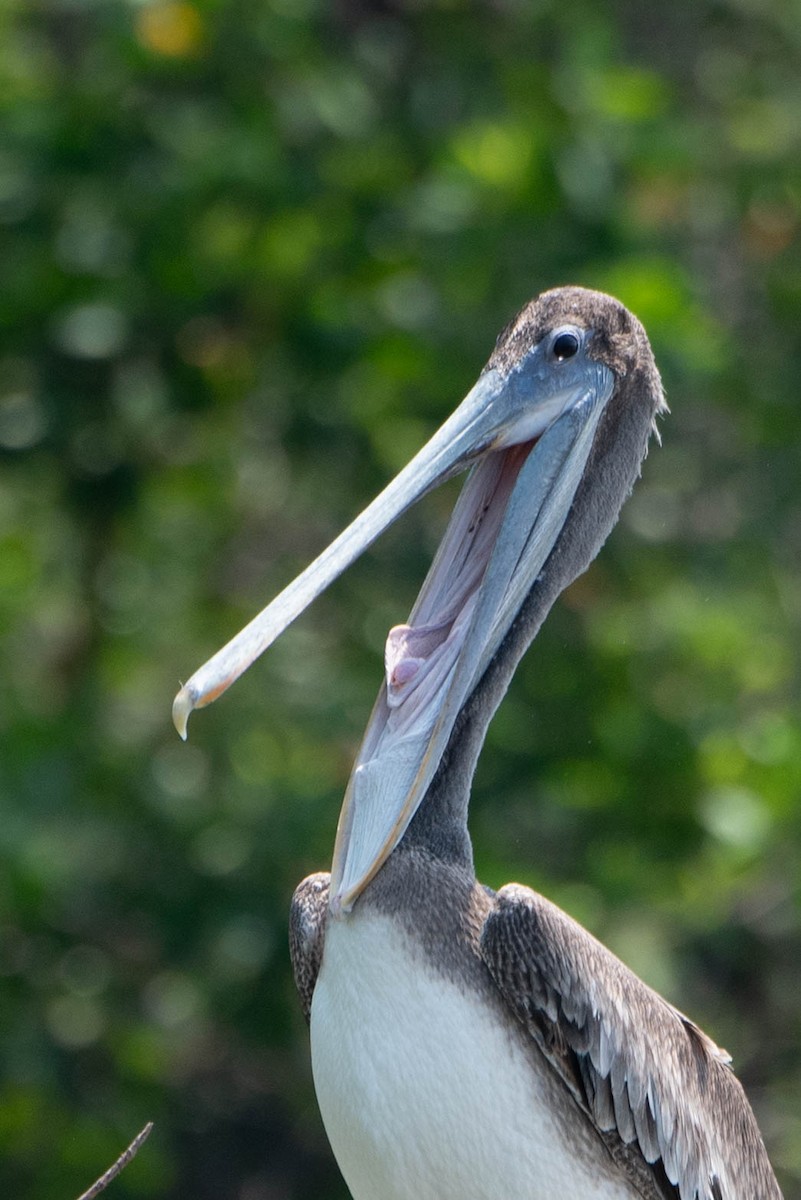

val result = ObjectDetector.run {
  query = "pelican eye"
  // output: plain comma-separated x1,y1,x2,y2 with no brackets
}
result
552,331,580,361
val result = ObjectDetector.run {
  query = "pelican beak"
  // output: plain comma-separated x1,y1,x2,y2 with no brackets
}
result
172,335,615,911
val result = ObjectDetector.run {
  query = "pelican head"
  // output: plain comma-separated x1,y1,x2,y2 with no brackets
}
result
173,287,665,912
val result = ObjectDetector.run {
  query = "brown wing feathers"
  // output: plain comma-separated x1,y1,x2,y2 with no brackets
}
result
481,883,782,1200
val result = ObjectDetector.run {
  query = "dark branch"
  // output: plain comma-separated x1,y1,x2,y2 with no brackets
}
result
75,1123,154,1200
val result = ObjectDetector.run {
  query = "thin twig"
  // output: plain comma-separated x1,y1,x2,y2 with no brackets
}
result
75,1122,154,1200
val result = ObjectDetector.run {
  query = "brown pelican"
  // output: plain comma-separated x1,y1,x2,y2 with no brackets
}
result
173,288,782,1199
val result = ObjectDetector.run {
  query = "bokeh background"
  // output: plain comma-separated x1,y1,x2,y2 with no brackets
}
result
1,0,800,1196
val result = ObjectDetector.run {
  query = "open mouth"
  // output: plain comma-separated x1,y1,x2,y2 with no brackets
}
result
380,441,535,745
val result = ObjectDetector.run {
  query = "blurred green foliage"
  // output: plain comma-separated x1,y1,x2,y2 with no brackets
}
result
1,0,800,1196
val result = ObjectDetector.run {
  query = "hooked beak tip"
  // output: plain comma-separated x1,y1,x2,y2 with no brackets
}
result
172,685,195,740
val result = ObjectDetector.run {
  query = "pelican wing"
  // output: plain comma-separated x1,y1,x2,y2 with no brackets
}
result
289,872,330,1023
480,884,782,1200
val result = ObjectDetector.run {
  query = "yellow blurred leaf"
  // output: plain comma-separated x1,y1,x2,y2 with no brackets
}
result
135,1,204,58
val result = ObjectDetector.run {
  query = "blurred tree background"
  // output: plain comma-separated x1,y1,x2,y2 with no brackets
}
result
1,0,800,1196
